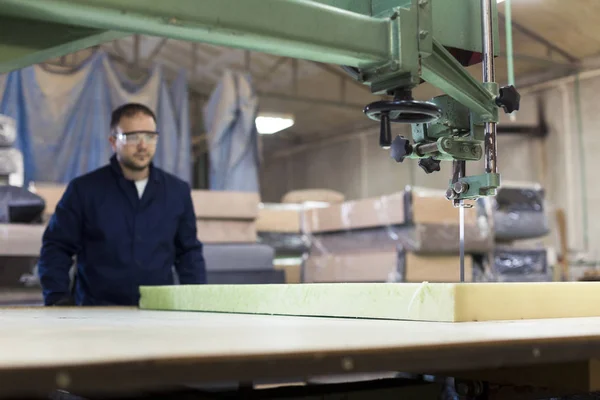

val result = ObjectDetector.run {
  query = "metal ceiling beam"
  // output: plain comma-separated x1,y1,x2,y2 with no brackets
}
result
133,34,140,66
0,16,126,73
498,13,579,64
309,61,369,91
191,85,365,110
498,51,575,68
255,57,290,84
256,91,363,110
147,38,168,63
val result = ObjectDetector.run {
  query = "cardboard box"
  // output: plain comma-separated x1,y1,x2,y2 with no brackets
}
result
303,251,473,283
32,185,260,221
191,190,260,220
301,187,478,234
31,183,66,217
274,260,302,284
196,220,257,243
256,205,302,233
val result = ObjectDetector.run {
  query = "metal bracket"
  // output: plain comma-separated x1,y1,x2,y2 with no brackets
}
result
451,173,501,200
436,138,483,161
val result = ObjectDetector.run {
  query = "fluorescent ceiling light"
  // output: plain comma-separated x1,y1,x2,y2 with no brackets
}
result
255,114,295,135
497,0,505,3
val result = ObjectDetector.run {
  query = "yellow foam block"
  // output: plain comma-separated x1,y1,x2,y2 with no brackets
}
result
139,282,600,322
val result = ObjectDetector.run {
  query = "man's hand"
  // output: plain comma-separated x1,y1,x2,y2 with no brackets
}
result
51,297,75,306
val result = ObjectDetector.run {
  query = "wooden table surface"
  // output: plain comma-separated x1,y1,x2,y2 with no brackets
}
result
2,307,600,397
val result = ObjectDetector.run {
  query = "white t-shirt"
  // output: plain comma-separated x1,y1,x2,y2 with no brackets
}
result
135,178,148,199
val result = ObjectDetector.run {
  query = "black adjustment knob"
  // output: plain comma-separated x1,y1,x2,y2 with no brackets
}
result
390,135,413,163
496,85,521,114
379,112,392,148
418,157,441,174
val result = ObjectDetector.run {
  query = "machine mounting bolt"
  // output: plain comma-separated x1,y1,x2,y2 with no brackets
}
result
471,146,480,156
446,188,457,200
442,138,452,150
453,181,469,194
419,30,429,40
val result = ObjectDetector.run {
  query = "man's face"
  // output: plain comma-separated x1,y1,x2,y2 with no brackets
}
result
110,113,158,172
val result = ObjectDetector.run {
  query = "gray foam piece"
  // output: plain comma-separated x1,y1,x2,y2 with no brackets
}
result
258,232,309,256
494,210,549,241
203,243,275,272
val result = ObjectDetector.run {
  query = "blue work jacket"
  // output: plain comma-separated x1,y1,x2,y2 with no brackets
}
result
38,155,206,306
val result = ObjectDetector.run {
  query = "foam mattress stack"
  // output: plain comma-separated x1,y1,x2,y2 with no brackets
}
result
0,114,23,187
301,186,493,283
189,190,281,284
256,203,310,257
475,246,553,282
255,203,316,284
255,189,346,284
481,183,553,282
7,186,281,285
0,183,47,304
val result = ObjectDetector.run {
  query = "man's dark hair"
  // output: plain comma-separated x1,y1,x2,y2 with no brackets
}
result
110,103,157,131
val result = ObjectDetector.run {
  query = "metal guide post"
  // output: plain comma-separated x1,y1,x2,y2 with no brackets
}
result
482,0,498,174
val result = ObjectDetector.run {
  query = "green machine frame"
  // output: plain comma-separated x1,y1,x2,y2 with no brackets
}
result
0,0,519,203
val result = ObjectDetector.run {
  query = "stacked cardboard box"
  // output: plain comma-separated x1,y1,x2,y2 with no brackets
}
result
18,185,282,285
300,186,492,283
32,185,262,246
191,190,260,244
256,203,310,256
255,202,326,284
189,189,283,284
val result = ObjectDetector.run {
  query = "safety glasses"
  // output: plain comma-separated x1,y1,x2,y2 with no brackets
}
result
114,130,159,145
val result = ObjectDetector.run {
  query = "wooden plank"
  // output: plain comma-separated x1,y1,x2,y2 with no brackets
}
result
4,308,600,397
139,282,600,322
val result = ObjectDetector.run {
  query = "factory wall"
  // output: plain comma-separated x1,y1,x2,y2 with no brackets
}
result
261,94,544,201
260,74,599,254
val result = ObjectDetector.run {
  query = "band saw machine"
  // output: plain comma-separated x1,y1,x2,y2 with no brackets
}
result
11,2,600,400
0,0,520,204
0,0,522,280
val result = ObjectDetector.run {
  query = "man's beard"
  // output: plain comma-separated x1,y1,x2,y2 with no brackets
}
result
121,154,151,171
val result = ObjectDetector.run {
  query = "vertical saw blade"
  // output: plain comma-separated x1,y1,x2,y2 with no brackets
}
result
459,201,465,282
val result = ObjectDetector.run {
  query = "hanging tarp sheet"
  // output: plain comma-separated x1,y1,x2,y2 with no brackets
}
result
203,69,260,192
0,51,191,184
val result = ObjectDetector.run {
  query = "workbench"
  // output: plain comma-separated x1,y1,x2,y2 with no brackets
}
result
2,307,600,399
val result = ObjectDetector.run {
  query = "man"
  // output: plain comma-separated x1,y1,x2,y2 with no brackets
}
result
38,103,206,306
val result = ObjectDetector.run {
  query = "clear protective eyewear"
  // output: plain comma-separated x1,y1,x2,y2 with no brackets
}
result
114,130,159,146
